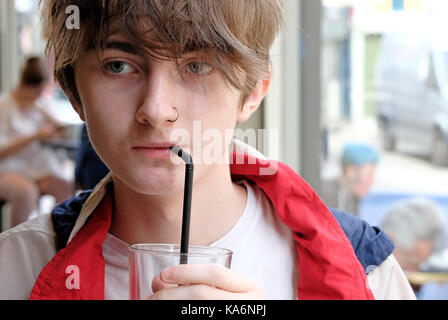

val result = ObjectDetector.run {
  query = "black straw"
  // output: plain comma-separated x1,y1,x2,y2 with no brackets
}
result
170,146,194,264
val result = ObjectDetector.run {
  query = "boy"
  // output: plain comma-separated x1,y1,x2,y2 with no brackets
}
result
0,0,415,299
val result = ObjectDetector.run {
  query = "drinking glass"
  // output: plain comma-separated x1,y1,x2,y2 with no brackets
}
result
128,243,233,300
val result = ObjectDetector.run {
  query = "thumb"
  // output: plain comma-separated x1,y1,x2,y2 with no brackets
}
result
151,273,178,293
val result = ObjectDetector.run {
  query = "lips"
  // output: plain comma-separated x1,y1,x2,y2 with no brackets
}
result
132,142,179,159
133,142,176,149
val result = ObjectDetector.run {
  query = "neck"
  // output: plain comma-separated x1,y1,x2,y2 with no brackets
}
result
109,164,247,246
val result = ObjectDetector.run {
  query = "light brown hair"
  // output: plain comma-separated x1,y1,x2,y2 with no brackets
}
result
39,0,284,107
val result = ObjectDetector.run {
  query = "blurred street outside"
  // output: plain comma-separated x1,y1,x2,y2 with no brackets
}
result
322,118,448,231
323,118,448,196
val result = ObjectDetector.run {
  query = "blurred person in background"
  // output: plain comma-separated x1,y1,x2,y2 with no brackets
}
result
321,143,380,216
380,197,448,299
0,56,74,227
74,124,109,190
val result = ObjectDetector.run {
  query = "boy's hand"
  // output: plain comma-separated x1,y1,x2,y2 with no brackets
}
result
147,263,263,300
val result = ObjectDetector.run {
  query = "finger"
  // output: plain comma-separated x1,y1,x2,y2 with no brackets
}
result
151,274,178,293
147,284,262,300
160,264,262,294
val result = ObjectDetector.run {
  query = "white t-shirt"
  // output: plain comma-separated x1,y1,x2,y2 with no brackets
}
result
103,181,415,300
0,94,63,180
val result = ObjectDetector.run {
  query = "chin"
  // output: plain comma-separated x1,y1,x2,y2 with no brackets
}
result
121,170,183,195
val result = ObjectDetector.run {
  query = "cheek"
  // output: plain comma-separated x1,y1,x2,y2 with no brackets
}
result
76,71,141,157
175,85,240,166
197,86,239,127
199,92,239,151
78,66,141,120
184,80,240,137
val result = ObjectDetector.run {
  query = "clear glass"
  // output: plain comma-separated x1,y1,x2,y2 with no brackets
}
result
128,244,233,300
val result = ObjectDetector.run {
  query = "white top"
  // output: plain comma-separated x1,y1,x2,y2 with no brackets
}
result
0,93,63,180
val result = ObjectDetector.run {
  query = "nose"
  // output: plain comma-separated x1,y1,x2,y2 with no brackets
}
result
136,65,179,127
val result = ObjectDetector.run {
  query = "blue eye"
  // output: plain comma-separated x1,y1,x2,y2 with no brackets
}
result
105,61,135,74
187,61,213,75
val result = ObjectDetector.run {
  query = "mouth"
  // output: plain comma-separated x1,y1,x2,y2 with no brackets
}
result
132,143,177,159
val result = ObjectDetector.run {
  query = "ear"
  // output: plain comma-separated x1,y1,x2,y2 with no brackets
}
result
237,70,272,123
68,96,85,122
73,104,86,122
60,74,85,122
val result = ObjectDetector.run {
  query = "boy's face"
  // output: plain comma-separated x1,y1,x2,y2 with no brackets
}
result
72,34,268,195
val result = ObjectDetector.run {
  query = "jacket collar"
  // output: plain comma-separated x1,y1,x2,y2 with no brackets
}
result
30,152,374,300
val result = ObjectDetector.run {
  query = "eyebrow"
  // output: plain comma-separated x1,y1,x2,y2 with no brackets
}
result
87,40,140,55
87,39,208,62
103,41,139,55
